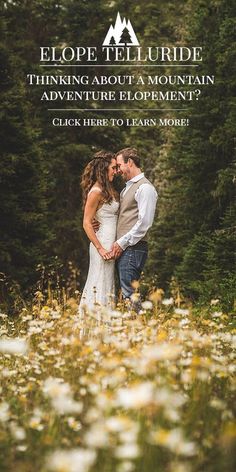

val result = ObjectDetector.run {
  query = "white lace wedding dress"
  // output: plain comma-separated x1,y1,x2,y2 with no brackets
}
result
79,193,119,313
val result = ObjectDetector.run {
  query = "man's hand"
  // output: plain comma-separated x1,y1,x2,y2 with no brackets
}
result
92,218,100,233
111,242,123,259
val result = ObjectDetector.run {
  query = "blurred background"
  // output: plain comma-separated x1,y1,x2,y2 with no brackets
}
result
0,0,235,310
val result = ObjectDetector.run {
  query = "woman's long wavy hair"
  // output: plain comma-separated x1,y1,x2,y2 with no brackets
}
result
81,151,116,208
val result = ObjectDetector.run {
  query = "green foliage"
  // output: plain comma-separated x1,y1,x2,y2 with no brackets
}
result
0,0,234,309
146,0,235,309
0,34,49,291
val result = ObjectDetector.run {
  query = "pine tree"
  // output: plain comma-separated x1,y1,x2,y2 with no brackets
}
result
109,35,116,45
119,27,132,45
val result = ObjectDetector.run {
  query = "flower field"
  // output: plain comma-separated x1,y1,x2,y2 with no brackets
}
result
0,291,235,472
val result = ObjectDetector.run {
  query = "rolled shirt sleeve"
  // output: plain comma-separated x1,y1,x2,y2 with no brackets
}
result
117,183,158,250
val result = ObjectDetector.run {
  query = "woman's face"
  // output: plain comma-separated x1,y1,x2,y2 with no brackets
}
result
107,158,117,182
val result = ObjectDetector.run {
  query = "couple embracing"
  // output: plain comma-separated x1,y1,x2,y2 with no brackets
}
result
78,147,157,314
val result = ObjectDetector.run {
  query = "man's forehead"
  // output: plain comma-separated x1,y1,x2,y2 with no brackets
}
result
116,154,124,163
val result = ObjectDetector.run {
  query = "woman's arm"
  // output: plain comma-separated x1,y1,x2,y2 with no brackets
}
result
83,190,110,260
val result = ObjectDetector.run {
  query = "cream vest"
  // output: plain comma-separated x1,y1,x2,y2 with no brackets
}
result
117,176,153,241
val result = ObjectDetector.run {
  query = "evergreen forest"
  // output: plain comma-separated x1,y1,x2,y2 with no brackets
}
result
0,0,235,310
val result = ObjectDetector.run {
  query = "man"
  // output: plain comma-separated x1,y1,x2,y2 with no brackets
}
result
111,147,158,309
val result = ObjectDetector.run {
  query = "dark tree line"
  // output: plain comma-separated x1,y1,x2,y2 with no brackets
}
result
147,0,236,307
0,0,235,309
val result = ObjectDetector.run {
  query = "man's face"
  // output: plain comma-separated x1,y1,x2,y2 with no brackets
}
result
116,154,131,181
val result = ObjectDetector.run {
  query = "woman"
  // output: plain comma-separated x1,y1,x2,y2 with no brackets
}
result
78,151,119,313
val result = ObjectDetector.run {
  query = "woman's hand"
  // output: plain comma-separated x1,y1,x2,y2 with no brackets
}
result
105,251,114,260
97,247,113,260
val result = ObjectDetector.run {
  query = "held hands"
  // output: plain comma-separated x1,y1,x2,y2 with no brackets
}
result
92,219,123,259
97,242,123,261
98,247,113,260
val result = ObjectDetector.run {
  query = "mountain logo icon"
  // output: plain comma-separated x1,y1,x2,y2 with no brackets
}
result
103,12,139,46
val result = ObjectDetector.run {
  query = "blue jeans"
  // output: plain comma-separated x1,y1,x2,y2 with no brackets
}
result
116,242,148,304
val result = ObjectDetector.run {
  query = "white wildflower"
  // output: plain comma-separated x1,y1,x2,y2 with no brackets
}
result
43,377,83,415
212,311,223,318
67,417,82,431
16,444,27,452
105,416,138,434
9,422,26,440
150,428,196,456
52,397,83,415
29,416,44,431
114,443,140,459
116,382,154,409
43,377,71,398
179,318,189,327
0,338,28,355
117,462,135,472
141,301,153,310
142,343,182,361
174,308,190,316
46,448,96,472
84,422,109,448
0,402,10,422
210,299,220,305
162,297,174,306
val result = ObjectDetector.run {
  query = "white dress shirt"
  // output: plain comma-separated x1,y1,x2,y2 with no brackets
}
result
116,173,158,250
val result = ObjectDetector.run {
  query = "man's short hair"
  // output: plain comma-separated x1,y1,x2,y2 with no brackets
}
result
116,147,141,168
